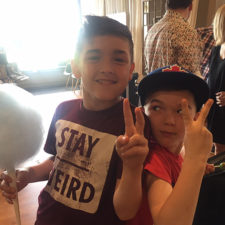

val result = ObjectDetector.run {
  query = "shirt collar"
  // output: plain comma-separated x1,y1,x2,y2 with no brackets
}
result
165,9,187,22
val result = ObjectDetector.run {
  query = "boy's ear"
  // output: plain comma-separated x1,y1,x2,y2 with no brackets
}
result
129,63,135,81
71,59,81,79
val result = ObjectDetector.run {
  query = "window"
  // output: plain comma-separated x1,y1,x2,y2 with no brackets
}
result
0,0,81,71
107,12,127,25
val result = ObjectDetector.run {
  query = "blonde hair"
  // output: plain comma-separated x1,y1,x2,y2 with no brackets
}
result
213,4,225,46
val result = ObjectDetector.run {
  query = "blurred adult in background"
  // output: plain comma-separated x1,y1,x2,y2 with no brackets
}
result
144,0,203,76
197,26,215,80
207,4,225,155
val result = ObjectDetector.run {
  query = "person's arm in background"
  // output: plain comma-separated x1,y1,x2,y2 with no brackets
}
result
113,99,149,220
146,99,213,225
0,156,54,204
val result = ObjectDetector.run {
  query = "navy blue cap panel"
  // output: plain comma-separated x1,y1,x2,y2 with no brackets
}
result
138,65,209,111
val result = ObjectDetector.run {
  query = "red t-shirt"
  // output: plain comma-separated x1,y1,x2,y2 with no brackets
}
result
127,143,183,225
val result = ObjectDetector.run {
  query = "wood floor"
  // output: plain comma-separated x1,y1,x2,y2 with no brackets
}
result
0,181,47,225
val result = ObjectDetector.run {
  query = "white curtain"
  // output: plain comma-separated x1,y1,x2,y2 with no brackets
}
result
105,0,127,14
188,0,200,27
80,0,105,16
128,0,143,80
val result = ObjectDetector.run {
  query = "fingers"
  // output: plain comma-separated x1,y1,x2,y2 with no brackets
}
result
205,164,215,175
2,190,17,204
116,135,129,151
216,92,225,106
0,172,17,203
197,99,213,125
181,99,192,128
181,98,213,128
0,172,12,185
123,98,146,137
135,107,145,135
117,134,147,156
1,179,16,192
216,95,225,107
123,99,136,137
0,178,17,204
216,91,225,97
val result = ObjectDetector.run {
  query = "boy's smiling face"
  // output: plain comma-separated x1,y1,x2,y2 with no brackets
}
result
144,90,197,154
72,35,134,110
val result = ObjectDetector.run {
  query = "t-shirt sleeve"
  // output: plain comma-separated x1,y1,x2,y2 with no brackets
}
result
144,148,172,185
44,103,64,155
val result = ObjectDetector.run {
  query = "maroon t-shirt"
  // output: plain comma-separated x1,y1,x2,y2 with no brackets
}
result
35,99,151,225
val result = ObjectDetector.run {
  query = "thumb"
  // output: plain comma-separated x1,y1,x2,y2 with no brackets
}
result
116,135,129,149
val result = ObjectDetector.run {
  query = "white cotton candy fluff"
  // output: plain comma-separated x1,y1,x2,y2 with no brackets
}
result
0,84,44,169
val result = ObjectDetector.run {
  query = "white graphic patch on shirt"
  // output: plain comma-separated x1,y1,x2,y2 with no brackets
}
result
44,120,117,213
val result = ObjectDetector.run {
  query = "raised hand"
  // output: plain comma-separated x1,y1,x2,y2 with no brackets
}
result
216,91,225,107
116,99,148,170
181,98,214,162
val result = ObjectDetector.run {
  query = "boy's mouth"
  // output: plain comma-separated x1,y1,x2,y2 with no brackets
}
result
160,131,176,137
96,79,117,85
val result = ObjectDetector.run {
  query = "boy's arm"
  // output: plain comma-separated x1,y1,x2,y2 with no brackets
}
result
146,99,213,225
114,165,143,220
147,158,206,225
113,99,149,220
27,156,55,183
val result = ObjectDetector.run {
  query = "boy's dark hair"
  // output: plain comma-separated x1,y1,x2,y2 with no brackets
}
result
74,15,134,62
166,0,192,9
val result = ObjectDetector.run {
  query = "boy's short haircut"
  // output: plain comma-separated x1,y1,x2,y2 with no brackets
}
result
74,15,134,62
138,65,209,112
166,0,193,10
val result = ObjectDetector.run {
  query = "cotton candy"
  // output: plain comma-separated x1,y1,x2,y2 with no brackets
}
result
0,84,44,169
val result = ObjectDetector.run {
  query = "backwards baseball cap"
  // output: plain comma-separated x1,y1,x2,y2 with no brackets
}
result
138,65,209,111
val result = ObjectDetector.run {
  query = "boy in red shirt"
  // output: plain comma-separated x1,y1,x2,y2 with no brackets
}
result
127,65,214,225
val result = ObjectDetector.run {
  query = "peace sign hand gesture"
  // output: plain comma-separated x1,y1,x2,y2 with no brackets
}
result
116,99,149,170
181,98,213,162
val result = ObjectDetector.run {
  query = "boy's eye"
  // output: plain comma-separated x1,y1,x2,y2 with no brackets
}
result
114,56,128,64
152,106,160,111
115,58,125,62
86,56,100,61
177,109,182,114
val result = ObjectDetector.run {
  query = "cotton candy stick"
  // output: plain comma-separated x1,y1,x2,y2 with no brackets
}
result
8,167,21,225
0,84,44,225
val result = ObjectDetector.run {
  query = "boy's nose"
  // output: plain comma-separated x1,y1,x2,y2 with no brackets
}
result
100,59,113,74
164,111,176,125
